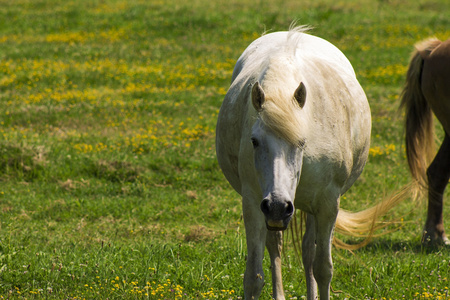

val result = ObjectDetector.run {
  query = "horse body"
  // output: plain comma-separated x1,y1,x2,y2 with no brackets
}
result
400,38,450,244
216,28,371,299
421,39,450,133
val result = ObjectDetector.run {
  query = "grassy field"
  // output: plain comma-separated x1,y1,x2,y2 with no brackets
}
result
1,0,450,299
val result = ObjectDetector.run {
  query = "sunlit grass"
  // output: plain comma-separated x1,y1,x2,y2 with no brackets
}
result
1,0,450,298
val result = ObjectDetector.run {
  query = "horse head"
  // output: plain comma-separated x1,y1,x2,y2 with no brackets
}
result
250,81,306,231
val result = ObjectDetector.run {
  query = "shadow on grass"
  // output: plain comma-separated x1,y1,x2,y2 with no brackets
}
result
342,238,450,255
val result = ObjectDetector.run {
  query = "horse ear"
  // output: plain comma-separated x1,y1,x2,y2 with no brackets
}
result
294,82,306,108
252,82,265,112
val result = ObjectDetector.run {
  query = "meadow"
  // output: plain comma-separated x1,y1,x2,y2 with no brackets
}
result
0,0,450,298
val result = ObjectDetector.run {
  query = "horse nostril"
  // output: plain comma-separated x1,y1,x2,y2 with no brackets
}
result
260,199,271,215
286,201,294,216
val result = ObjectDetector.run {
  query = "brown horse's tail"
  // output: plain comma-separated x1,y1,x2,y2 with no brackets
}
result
399,37,441,187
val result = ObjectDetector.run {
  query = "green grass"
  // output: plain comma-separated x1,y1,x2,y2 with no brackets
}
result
1,0,450,298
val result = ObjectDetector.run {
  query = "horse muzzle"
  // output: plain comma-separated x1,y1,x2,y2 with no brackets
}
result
260,198,294,231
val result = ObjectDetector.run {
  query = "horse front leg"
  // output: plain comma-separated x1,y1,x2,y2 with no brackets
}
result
312,203,338,300
243,196,267,299
424,133,450,245
302,214,317,300
266,230,285,300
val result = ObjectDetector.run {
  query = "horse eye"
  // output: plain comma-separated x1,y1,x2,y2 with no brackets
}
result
251,138,259,148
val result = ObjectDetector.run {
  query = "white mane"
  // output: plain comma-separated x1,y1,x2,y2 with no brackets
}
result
258,26,311,146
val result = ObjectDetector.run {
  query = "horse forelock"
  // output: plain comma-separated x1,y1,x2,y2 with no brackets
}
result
259,97,305,147
252,26,312,147
258,63,306,147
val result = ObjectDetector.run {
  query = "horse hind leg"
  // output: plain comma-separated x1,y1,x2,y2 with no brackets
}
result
424,133,450,245
265,230,285,300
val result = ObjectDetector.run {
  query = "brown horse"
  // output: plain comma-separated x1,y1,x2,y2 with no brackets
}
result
400,37,450,245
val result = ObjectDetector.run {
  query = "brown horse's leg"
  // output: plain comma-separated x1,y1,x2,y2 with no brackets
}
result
424,133,450,245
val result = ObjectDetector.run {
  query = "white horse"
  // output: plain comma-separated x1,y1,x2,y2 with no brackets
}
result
216,27,372,299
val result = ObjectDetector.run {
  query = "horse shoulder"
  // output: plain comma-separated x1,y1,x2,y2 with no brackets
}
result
296,58,370,198
216,75,255,194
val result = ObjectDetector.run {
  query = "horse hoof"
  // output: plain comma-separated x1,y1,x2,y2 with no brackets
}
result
422,231,450,246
